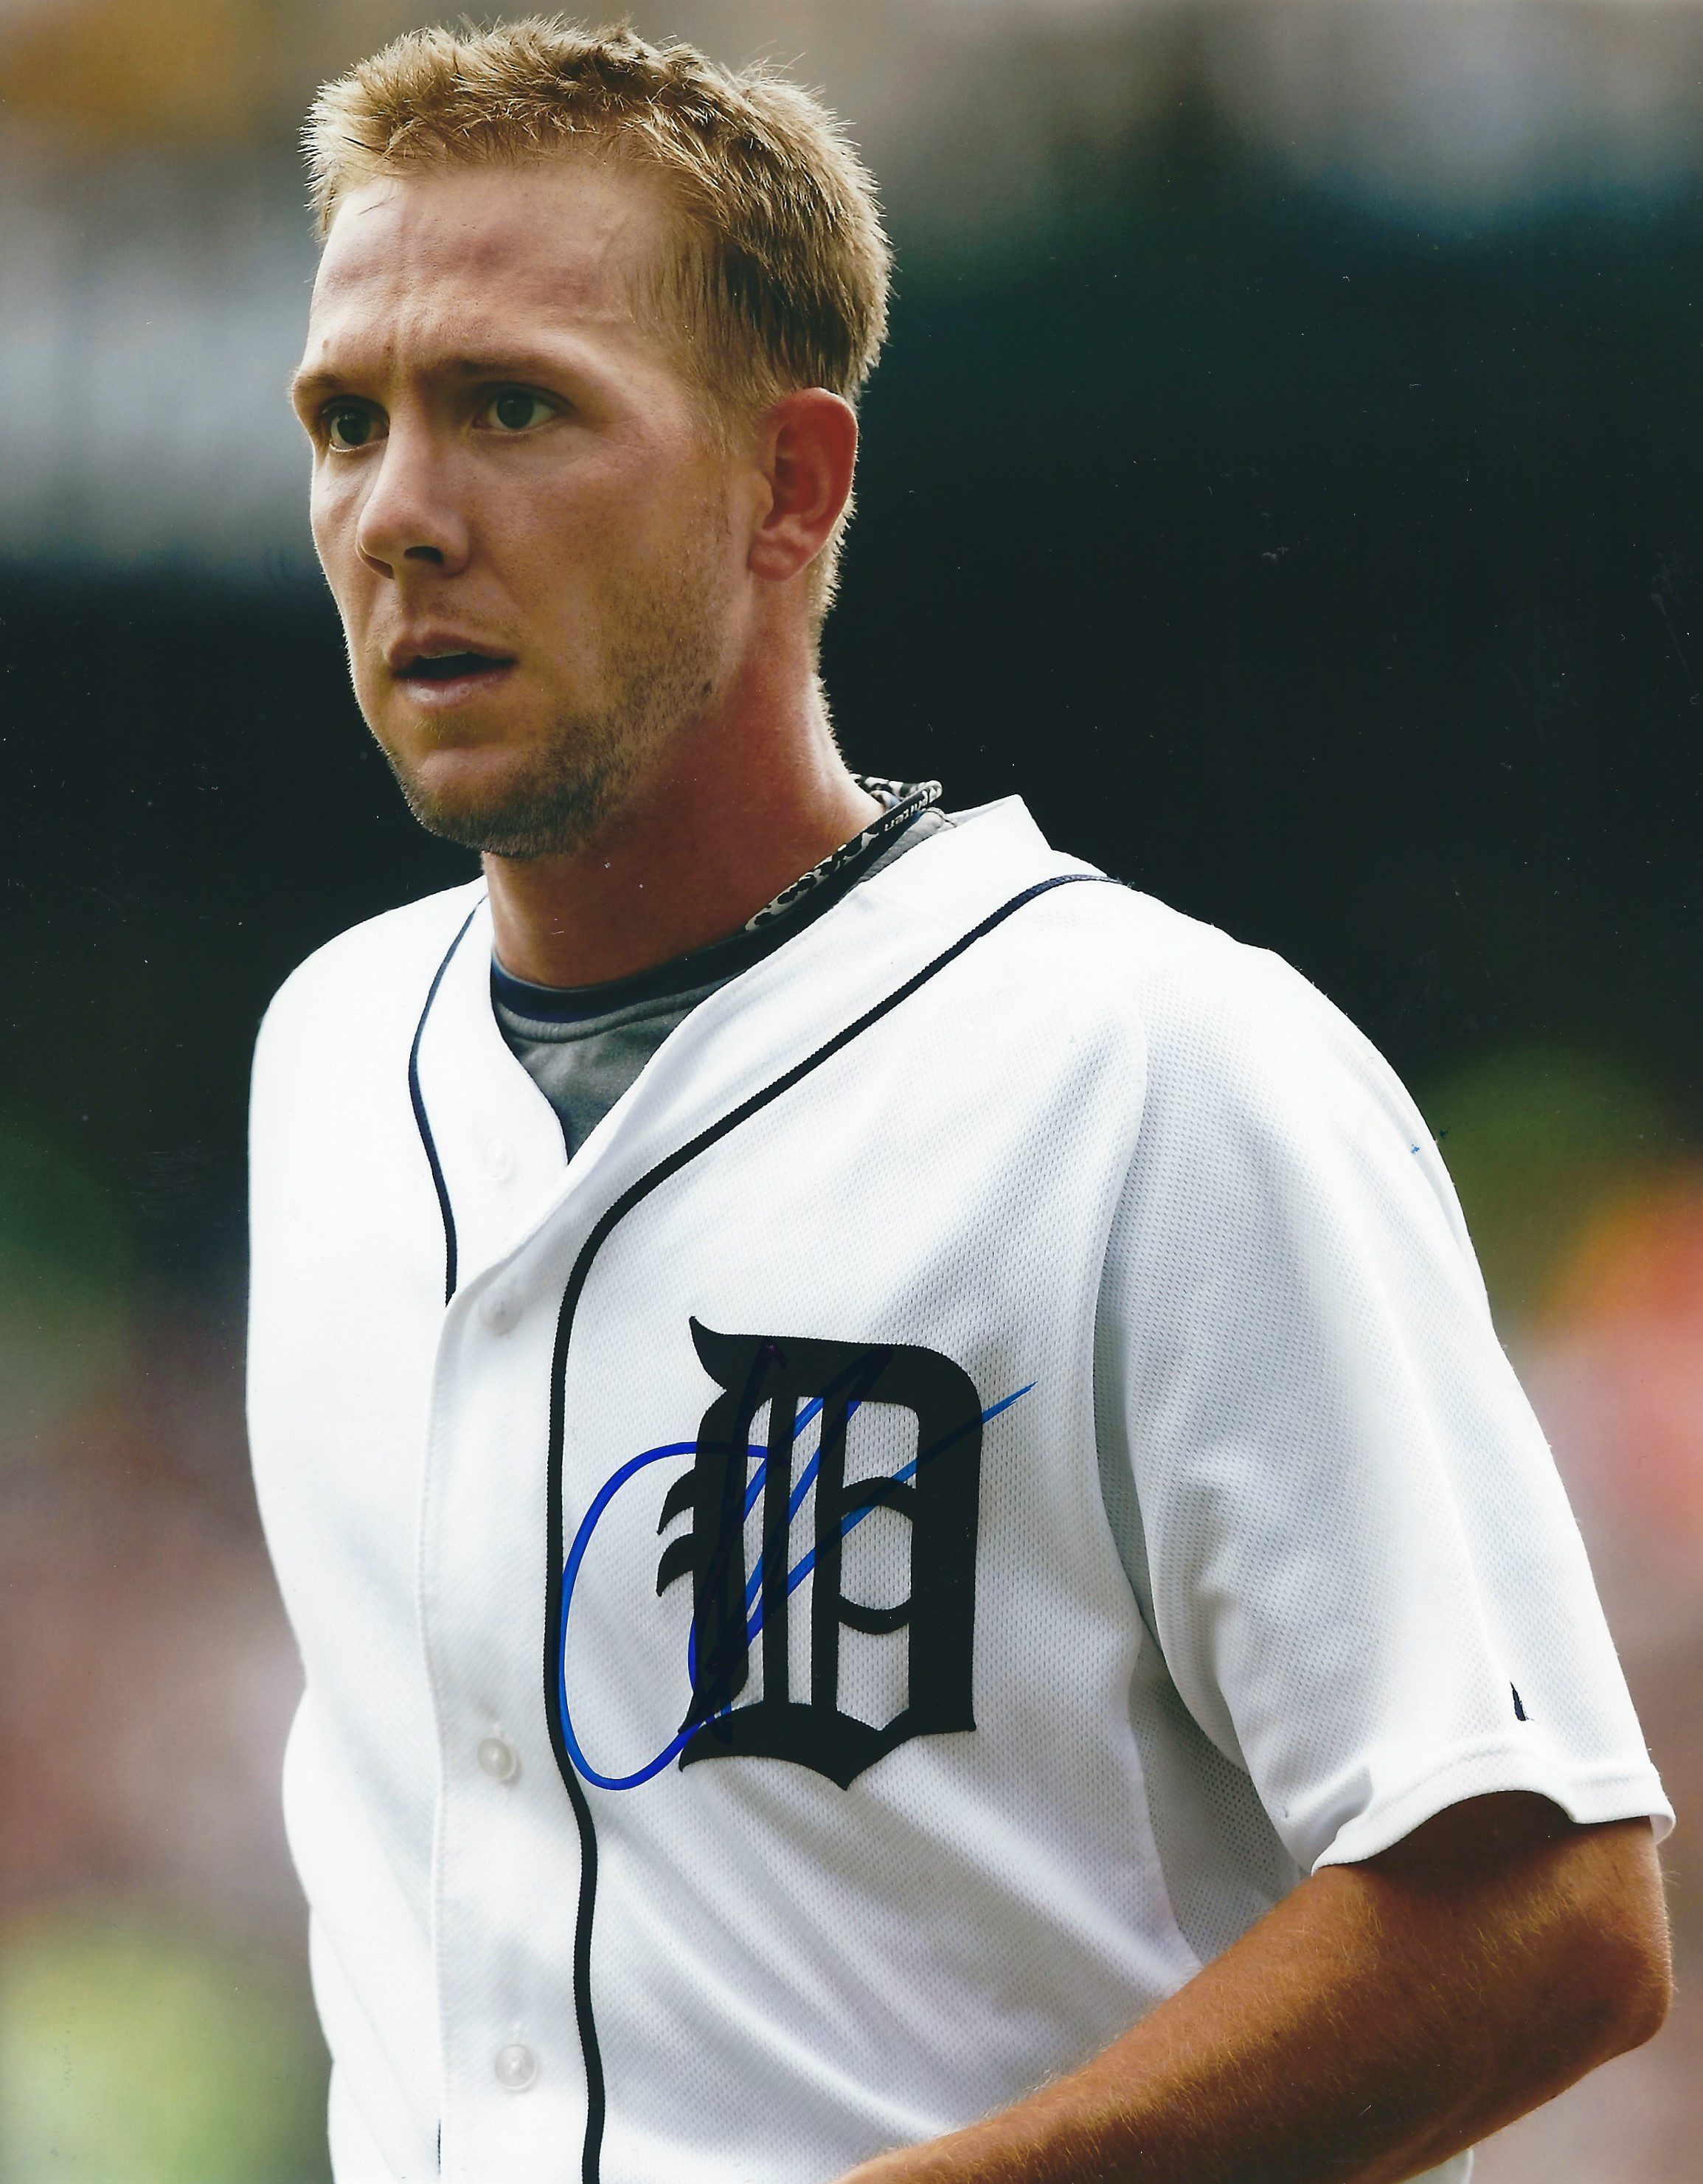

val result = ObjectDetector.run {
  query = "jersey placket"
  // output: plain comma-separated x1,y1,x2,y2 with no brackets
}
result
409,909,593,2173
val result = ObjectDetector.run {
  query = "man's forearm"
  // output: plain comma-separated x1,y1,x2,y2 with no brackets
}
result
842,1798,1670,2184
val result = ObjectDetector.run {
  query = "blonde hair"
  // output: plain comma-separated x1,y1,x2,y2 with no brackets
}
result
305,17,892,621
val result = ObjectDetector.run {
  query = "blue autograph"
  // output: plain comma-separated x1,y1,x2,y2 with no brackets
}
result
557,1382,1034,1789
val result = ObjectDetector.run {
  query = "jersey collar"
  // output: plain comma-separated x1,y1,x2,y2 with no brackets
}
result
412,797,1091,1300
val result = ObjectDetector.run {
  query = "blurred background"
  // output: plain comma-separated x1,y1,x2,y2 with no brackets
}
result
1,0,1701,2175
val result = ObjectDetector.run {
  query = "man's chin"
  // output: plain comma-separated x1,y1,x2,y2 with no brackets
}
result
386,747,619,863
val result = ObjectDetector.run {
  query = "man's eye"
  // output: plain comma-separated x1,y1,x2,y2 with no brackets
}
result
485,389,554,433
325,405,380,451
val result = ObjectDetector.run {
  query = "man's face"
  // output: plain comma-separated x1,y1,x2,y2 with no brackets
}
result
294,158,746,859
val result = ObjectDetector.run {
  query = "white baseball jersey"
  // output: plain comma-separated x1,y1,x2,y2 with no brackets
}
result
246,796,1670,2184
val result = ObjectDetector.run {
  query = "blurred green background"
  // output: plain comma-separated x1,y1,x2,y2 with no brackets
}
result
0,1914,325,2184
3,4,1702,2178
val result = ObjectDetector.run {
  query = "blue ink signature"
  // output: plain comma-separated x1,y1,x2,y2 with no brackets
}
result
557,1382,1034,1790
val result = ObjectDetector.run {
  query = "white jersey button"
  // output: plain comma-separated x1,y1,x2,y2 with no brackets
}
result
479,1289,520,1334
494,2042,537,2091
482,1137,516,1183
477,1735,519,1783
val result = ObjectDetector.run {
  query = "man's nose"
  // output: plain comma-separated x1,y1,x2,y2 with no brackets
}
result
354,429,471,578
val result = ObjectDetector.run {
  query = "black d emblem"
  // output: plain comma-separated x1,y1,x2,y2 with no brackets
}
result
656,1319,984,1788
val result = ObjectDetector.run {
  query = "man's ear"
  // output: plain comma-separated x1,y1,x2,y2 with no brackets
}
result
746,389,859,585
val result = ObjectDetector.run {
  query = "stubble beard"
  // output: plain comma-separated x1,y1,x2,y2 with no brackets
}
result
374,528,729,863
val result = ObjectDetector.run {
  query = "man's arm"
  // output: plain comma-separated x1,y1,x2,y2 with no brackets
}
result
844,1793,1671,2184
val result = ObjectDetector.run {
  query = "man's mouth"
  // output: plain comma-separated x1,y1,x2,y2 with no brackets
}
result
395,649,516,684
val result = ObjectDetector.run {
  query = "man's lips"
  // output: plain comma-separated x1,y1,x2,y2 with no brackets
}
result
392,648,516,684
385,645,519,710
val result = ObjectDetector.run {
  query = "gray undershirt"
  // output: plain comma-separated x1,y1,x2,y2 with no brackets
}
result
493,808,952,1158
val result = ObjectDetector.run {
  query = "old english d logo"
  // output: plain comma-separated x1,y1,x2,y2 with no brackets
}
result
655,1320,984,1789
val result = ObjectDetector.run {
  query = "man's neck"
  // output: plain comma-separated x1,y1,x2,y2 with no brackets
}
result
484,680,880,990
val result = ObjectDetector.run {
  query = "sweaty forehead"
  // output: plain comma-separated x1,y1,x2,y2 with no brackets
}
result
308,157,676,352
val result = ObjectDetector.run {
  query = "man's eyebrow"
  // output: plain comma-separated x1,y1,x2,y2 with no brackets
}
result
435,351,583,384
289,351,583,407
289,367,347,409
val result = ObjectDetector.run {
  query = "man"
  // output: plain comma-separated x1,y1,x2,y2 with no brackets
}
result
248,20,1673,2184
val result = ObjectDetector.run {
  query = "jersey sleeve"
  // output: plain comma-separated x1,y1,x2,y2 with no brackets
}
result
1094,936,1672,1873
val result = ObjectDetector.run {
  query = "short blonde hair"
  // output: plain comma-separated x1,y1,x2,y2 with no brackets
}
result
306,17,892,621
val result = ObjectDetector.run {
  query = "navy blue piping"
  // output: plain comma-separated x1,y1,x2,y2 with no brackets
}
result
541,870,1111,2184
409,901,483,1307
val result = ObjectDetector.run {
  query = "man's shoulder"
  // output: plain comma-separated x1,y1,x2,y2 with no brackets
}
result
255,877,485,1066
891,800,1372,1095
891,800,1305,1016
1103,884,1342,1039
1019,867,1344,1055
1024,869,1414,1157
